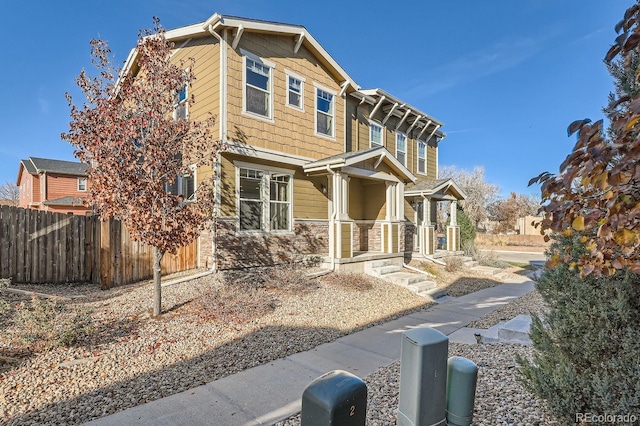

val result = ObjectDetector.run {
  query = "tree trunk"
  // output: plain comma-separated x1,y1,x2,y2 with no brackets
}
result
153,246,164,316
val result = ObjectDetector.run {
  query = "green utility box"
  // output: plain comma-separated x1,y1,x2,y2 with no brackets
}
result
397,327,448,426
446,356,478,426
301,370,367,426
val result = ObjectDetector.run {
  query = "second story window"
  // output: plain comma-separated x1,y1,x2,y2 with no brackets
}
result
370,123,383,147
245,55,273,119
396,132,407,166
417,140,427,174
173,84,188,120
316,87,335,137
287,73,304,110
78,178,87,191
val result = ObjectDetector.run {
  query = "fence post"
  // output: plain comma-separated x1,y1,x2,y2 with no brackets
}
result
100,219,111,289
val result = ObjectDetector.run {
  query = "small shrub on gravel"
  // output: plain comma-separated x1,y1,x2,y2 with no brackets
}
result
222,265,317,295
190,283,279,325
444,256,464,272
518,234,640,421
13,295,94,351
320,272,374,292
463,241,511,268
0,279,9,315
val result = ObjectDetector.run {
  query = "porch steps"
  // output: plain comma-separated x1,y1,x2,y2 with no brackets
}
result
364,260,439,299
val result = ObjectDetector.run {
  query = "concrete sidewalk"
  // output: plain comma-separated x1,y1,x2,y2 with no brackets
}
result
85,275,535,426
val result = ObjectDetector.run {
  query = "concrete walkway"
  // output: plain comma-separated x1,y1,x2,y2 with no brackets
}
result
85,275,535,426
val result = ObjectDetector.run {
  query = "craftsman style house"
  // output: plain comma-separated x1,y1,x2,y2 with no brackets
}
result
16,157,91,215
129,14,465,270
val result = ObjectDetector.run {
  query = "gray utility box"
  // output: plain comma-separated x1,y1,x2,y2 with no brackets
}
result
397,327,449,426
301,370,367,426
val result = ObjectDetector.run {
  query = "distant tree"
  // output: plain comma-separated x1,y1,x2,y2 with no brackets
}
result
487,192,539,234
530,1,640,276
63,19,223,316
438,165,499,230
0,182,19,206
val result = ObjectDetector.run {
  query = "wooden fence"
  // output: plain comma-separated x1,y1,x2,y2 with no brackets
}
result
0,206,197,288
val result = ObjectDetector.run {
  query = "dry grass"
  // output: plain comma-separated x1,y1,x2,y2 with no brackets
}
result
319,272,374,292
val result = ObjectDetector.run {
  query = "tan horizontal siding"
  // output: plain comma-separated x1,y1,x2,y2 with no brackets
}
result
226,32,344,160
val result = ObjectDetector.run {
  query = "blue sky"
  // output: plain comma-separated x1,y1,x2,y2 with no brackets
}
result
0,1,631,198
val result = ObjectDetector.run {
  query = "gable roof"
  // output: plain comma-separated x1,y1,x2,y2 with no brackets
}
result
122,14,359,95
303,146,416,183
17,157,87,184
405,178,466,201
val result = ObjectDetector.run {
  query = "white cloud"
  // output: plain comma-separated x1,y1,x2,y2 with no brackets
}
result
406,30,559,98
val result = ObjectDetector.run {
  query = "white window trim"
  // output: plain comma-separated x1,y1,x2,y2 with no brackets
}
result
285,69,305,112
416,140,427,175
369,121,384,148
235,161,294,235
396,131,407,167
77,177,87,192
241,49,275,123
173,70,189,120
314,82,336,140
166,165,197,202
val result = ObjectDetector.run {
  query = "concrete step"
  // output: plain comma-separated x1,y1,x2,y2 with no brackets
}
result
407,281,437,293
469,265,502,276
497,315,532,344
419,287,448,301
376,265,402,275
366,259,394,269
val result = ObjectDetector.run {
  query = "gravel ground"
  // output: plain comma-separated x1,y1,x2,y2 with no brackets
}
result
1,266,555,425
0,270,430,425
467,290,547,329
276,284,558,426
277,344,558,426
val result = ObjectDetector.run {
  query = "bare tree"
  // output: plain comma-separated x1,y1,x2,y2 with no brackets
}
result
63,19,223,315
0,181,19,206
439,165,499,231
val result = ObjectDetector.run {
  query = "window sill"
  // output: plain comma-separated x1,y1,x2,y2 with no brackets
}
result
314,131,336,141
242,110,275,124
286,104,304,113
236,230,295,237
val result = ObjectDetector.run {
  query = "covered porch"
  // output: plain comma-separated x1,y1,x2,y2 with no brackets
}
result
405,178,467,257
303,146,415,271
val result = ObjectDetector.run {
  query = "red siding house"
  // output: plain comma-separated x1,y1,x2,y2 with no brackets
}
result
16,157,91,215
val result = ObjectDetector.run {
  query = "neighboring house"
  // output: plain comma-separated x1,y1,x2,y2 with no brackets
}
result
16,157,91,215
516,215,544,236
125,14,466,271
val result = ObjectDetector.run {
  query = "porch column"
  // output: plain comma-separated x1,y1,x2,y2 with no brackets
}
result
330,171,352,259
382,182,399,253
420,197,436,255
447,200,460,252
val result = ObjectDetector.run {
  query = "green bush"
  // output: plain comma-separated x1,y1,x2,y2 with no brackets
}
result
447,205,476,247
14,295,94,350
518,234,640,422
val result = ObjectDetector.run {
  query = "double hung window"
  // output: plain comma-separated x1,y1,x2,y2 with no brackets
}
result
245,55,273,119
417,140,427,174
396,132,407,166
173,84,188,120
316,87,335,137
370,123,383,147
287,73,304,110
